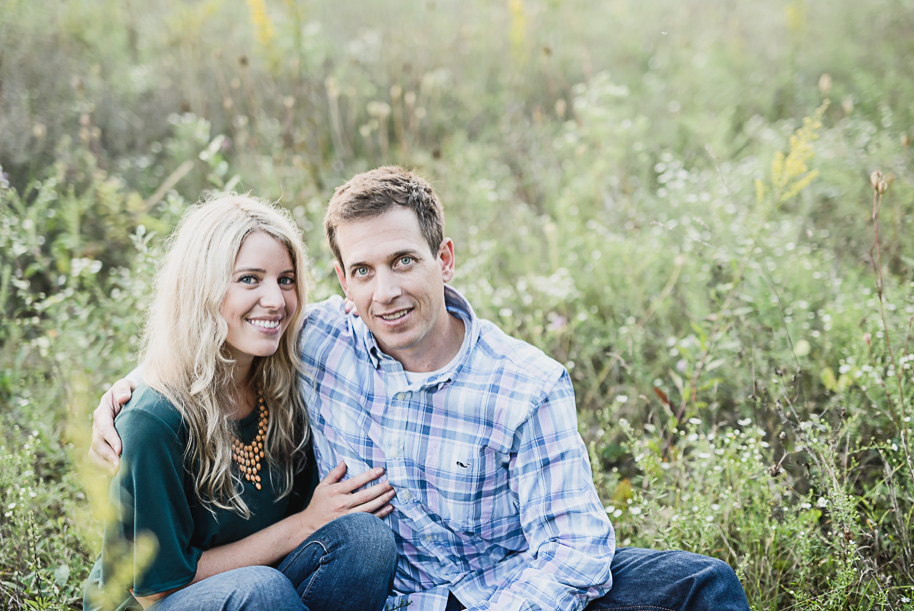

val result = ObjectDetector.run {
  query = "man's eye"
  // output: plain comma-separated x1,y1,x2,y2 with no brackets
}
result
354,267,370,277
399,256,413,266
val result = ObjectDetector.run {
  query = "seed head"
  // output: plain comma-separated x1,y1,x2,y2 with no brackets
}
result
870,170,884,191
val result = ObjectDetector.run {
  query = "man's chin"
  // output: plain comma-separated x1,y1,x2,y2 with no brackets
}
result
373,332,422,357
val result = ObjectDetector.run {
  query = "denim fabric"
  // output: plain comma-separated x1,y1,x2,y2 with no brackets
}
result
278,513,398,611
585,547,750,611
150,513,397,611
149,566,304,611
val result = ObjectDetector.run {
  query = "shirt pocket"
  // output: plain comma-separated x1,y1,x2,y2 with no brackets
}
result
411,441,512,535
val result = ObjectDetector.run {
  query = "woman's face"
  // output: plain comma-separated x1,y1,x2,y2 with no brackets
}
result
220,231,298,366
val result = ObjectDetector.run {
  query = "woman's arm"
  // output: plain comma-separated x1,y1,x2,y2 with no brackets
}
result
134,461,396,608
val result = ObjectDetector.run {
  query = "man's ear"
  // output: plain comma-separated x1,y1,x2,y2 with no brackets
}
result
334,262,350,298
438,238,455,283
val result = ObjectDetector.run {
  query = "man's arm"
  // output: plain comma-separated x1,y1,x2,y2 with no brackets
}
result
89,370,142,471
473,371,615,611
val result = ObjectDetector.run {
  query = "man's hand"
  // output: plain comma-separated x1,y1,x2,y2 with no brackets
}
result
344,297,360,317
88,378,136,473
298,462,395,535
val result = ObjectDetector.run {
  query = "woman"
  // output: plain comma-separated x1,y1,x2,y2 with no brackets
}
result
84,194,397,610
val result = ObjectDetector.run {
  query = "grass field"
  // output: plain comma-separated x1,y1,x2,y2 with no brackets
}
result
1,0,913,609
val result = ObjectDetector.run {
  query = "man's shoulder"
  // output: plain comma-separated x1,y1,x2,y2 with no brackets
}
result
471,317,566,384
301,296,356,346
304,294,347,325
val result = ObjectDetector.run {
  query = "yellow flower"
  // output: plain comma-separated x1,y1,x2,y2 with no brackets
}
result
247,0,275,48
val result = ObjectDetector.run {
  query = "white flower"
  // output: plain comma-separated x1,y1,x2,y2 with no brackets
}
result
817,497,828,508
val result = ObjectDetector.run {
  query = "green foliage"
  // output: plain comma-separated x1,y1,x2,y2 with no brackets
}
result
1,0,913,609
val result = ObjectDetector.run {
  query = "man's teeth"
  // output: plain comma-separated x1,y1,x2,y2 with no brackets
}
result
380,310,409,321
248,319,280,329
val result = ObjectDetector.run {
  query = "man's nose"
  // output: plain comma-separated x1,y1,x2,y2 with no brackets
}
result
373,269,402,303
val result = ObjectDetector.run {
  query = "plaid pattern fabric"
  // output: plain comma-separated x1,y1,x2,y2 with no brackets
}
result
300,287,615,611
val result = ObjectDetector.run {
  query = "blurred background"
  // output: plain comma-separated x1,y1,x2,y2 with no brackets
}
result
1,0,913,608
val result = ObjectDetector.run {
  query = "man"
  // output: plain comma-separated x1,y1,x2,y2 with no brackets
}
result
92,166,750,610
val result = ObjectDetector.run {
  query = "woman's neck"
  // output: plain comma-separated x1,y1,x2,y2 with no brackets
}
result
228,361,256,420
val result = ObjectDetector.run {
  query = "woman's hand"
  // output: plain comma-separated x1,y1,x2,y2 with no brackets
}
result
298,462,395,534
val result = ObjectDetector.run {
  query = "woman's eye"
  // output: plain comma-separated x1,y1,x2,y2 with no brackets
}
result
279,276,295,286
239,274,258,284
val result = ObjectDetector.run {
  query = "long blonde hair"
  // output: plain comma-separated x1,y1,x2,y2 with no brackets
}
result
142,193,310,518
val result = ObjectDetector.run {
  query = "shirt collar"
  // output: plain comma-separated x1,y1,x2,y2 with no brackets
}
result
358,285,480,382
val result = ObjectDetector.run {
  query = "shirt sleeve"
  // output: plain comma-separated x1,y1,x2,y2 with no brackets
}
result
470,370,615,611
101,406,203,597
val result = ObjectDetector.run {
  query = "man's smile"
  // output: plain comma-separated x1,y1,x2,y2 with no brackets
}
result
377,308,412,322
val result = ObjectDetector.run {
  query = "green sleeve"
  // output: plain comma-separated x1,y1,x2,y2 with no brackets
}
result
104,394,203,597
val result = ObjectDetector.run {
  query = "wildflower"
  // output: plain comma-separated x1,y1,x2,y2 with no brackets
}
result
817,497,828,508
246,0,275,47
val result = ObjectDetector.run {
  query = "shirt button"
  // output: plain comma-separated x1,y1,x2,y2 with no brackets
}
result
400,489,412,501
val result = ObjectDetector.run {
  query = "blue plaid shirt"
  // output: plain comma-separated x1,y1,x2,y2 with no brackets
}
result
300,287,615,610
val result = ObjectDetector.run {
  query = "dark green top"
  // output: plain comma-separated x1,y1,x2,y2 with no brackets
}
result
84,385,317,610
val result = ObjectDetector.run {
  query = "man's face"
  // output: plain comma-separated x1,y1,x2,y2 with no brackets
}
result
334,206,455,366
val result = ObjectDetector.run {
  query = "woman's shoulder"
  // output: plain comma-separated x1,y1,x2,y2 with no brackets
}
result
116,384,184,438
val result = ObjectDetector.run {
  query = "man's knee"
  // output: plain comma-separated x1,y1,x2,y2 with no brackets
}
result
690,555,748,610
694,555,740,586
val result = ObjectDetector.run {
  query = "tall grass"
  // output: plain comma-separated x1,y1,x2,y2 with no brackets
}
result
1,0,913,608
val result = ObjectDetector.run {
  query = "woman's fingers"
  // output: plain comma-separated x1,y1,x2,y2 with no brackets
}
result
372,504,395,518
352,488,397,514
335,466,385,493
351,481,395,506
318,461,348,486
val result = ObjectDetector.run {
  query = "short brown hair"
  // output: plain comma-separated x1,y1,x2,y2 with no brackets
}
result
324,166,444,268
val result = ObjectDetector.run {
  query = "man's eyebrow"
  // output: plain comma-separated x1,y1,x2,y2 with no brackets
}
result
390,249,421,261
346,249,422,273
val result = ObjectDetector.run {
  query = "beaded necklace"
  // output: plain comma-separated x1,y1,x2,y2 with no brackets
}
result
231,388,268,490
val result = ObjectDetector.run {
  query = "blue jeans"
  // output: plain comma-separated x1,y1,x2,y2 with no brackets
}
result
585,547,750,611
151,513,397,610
